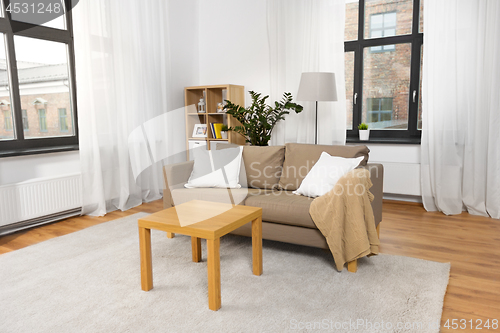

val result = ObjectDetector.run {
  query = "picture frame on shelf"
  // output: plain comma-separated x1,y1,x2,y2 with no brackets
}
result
192,124,208,138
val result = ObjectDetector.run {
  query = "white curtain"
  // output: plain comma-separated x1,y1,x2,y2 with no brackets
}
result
73,0,182,216
268,0,346,146
421,0,500,218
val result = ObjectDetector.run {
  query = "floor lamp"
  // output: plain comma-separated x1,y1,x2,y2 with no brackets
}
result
296,72,338,144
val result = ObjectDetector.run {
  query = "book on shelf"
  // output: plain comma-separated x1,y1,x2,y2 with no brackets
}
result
213,123,223,139
210,123,216,138
210,122,224,139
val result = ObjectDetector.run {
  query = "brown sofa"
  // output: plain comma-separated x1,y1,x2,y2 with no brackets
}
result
162,143,383,272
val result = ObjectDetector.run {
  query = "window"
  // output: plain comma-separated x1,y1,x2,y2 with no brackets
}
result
39,109,47,132
4,110,12,130
367,98,393,124
363,43,411,130
370,12,396,52
22,109,28,130
0,0,78,156
345,0,423,142
59,108,68,132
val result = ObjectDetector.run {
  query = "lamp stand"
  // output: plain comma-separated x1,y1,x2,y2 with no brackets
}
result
315,101,318,145
296,72,338,145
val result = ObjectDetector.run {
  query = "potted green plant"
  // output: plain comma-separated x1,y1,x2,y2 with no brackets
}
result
358,123,370,141
223,91,303,146
220,124,229,140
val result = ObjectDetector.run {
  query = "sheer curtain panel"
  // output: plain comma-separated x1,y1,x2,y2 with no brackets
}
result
421,0,500,218
268,0,346,145
73,0,177,216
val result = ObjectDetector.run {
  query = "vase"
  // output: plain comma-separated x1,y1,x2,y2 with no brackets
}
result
221,131,228,139
359,129,370,141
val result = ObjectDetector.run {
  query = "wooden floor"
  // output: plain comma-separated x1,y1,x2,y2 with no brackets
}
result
1,199,499,332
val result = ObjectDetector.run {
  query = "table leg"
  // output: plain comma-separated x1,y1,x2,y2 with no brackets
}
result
207,238,221,311
166,232,175,238
191,236,201,262
252,216,263,276
139,227,153,291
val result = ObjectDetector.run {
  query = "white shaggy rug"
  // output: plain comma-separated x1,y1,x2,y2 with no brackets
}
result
0,213,450,333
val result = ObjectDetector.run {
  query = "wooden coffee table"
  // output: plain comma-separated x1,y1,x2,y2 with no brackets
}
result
137,200,263,311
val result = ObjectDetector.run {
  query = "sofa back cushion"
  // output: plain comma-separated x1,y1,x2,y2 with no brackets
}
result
217,144,286,189
244,145,285,189
278,143,369,191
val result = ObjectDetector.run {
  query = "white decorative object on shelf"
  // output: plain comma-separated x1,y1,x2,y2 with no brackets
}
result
217,103,225,113
198,98,206,113
221,131,228,139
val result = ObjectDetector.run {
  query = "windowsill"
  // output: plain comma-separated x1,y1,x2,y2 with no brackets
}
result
0,145,79,158
346,137,421,145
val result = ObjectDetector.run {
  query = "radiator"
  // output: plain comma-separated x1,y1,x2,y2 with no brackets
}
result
0,173,82,230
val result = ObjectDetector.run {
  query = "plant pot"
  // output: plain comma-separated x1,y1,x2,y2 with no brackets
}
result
359,129,370,141
221,131,228,139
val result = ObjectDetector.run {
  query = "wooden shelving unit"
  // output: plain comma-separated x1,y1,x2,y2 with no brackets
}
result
185,84,245,159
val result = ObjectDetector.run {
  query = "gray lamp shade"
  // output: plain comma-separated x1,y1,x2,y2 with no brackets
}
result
296,72,338,102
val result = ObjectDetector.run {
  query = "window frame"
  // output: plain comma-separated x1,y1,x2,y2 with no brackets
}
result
345,0,423,143
0,0,79,157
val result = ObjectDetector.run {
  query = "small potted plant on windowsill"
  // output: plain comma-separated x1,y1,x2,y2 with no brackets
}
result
358,123,370,141
220,124,229,140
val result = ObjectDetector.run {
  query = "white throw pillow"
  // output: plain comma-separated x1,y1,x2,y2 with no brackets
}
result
293,152,364,198
185,146,243,189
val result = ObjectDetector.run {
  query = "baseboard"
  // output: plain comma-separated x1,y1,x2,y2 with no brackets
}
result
383,193,422,204
0,208,82,236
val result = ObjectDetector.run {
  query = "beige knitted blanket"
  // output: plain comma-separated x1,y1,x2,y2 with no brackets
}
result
309,168,380,271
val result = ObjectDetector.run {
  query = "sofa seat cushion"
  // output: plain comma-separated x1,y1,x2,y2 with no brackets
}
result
171,188,271,206
244,191,316,229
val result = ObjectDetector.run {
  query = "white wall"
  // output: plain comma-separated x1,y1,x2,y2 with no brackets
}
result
198,0,422,200
0,151,80,186
167,0,200,109
199,0,270,96
365,144,421,200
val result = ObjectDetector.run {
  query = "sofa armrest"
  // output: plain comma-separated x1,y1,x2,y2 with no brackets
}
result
360,163,384,225
162,160,194,208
